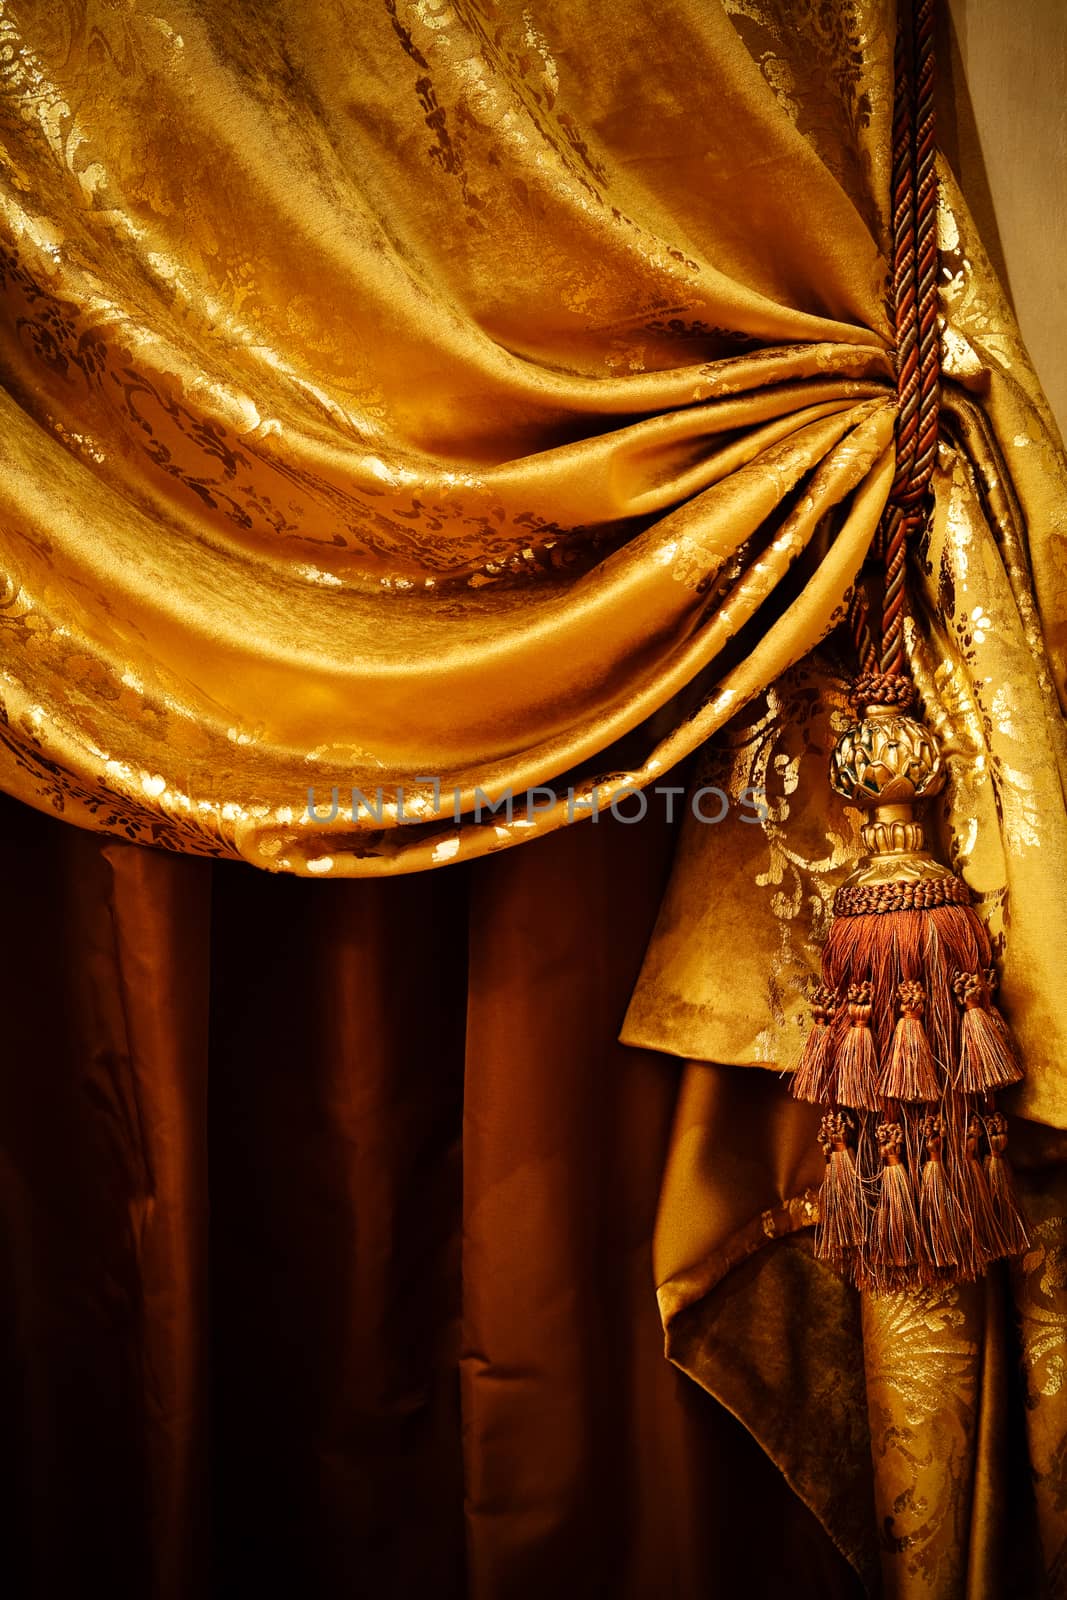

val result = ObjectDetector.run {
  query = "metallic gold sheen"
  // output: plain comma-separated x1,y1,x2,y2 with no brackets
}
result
859,814,926,853
0,0,897,873
2,4,1067,1593
830,710,945,805
843,848,956,890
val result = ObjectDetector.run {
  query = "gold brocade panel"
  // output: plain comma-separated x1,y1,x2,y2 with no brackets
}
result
0,0,901,870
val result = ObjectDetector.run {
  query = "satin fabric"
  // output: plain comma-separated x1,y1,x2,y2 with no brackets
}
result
7,774,1065,1597
0,0,899,872
0,789,865,1599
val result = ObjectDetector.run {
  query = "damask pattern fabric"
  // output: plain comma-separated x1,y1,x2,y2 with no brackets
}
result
0,0,900,871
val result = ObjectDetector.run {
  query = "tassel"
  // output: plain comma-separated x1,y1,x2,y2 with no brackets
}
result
956,1114,1005,1276
953,972,1023,1091
983,1111,1030,1257
918,1114,964,1270
791,985,839,1103
814,1111,864,1264
881,980,941,1102
835,982,881,1110
795,668,1032,1293
871,1121,920,1280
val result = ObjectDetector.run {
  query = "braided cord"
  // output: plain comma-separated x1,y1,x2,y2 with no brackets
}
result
833,873,972,918
879,0,940,675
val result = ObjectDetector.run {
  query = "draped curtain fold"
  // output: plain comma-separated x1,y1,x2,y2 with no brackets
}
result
0,0,898,871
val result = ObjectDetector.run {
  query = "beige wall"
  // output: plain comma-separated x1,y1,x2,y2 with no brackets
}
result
942,0,1067,439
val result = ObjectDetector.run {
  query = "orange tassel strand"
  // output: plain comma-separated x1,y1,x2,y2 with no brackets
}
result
814,1112,864,1265
872,1121,921,1274
956,1114,1005,1278
790,985,839,1103
835,982,881,1110
918,1114,964,1269
984,1112,1030,1257
953,972,1024,1092
881,980,941,1102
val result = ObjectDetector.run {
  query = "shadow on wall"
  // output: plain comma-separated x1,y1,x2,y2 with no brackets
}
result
938,0,1067,441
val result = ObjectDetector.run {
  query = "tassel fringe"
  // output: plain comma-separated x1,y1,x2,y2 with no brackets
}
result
956,1115,1004,1277
984,1111,1030,1256
815,1112,864,1262
835,983,882,1110
918,1115,964,1269
881,980,941,1101
791,986,838,1103
872,1122,920,1268
796,902,1029,1292
953,972,1023,1091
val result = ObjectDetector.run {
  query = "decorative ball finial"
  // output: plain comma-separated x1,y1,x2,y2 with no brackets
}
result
830,708,944,808
830,684,950,883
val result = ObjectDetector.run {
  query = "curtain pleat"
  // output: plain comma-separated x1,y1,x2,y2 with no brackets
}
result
0,789,864,1597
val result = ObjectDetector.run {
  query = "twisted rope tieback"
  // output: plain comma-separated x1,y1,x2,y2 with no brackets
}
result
854,0,940,678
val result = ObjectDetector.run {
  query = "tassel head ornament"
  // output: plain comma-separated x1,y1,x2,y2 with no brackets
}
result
792,674,1029,1291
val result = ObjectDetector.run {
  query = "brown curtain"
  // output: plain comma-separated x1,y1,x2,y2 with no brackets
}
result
0,787,865,1599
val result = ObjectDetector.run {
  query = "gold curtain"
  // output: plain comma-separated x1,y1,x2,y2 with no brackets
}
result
0,0,901,871
2,2,1067,1596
